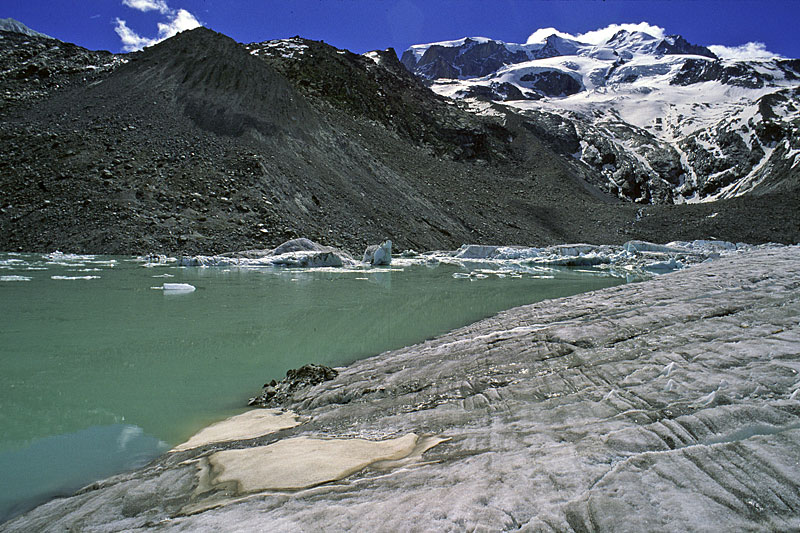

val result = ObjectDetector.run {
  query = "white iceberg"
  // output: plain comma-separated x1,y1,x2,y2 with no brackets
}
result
363,240,392,266
152,283,196,293
178,238,354,268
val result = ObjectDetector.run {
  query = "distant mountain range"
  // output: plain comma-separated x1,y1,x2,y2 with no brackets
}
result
0,19,798,254
402,29,800,204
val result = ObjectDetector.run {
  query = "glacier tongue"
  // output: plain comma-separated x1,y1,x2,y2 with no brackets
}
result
6,246,800,531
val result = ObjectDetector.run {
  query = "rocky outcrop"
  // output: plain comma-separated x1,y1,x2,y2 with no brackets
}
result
248,364,338,408
519,70,582,96
655,34,718,59
400,38,530,80
0,29,120,107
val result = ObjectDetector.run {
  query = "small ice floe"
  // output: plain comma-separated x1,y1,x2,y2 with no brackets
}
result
152,283,196,293
151,274,175,278
51,275,100,280
452,271,489,280
1,275,31,281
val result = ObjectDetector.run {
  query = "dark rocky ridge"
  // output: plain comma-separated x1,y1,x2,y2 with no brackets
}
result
1,27,799,256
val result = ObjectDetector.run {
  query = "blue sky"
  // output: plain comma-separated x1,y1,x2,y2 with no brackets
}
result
4,0,799,58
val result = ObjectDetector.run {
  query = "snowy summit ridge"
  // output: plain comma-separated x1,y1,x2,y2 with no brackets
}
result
402,23,800,204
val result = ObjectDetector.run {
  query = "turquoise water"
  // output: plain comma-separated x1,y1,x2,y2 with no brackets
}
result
0,252,625,521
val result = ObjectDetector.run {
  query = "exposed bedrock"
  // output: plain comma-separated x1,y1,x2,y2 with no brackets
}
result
4,246,800,532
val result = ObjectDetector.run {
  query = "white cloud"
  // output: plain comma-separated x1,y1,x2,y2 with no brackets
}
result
708,42,782,60
526,22,666,46
115,2,201,52
122,0,170,14
114,18,153,51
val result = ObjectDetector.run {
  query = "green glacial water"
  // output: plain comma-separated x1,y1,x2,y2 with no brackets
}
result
0,251,625,522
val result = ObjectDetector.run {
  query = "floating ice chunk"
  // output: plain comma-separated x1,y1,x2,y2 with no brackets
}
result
152,283,196,293
363,240,392,265
493,246,542,260
179,238,354,268
550,244,599,256
271,251,344,268
271,238,327,255
623,240,685,254
1,275,31,281
452,271,489,280
51,275,100,280
453,244,500,259
44,252,97,262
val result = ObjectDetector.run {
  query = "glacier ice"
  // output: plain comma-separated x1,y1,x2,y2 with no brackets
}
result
4,245,800,531
178,238,355,268
153,283,196,293
362,240,392,266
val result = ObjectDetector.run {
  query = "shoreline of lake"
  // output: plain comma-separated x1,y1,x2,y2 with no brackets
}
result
4,244,799,531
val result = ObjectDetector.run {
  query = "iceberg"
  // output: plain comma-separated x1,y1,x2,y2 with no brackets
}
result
154,283,196,293
362,240,392,265
178,238,355,268
416,239,763,277
0,275,31,282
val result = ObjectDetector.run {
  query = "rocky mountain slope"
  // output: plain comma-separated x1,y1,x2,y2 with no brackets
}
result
403,29,800,205
1,24,798,255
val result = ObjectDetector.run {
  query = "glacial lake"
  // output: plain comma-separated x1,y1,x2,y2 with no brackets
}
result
0,251,627,522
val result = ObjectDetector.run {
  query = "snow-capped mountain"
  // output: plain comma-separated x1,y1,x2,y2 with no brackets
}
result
402,26,800,204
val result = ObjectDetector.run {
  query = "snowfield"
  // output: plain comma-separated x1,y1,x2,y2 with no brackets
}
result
402,24,800,205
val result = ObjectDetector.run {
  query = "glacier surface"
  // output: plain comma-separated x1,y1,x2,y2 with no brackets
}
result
5,245,800,531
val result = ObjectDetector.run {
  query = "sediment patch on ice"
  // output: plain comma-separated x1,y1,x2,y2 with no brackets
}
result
172,410,303,452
